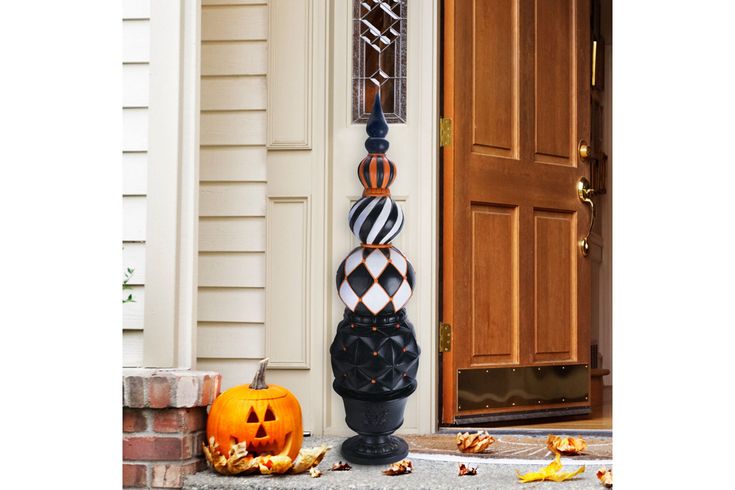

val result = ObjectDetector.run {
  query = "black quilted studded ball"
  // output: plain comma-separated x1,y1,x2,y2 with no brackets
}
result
336,246,415,316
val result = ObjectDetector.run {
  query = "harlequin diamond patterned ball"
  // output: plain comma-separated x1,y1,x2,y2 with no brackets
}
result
336,246,415,316
348,195,404,245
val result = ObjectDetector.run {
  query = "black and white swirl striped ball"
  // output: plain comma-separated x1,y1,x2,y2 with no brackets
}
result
348,195,404,245
336,246,415,316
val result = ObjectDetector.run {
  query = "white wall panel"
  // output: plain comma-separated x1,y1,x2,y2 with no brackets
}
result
202,5,267,41
198,288,265,323
122,19,150,62
201,42,267,75
200,147,267,181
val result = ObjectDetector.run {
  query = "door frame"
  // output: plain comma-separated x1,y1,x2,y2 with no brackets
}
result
437,0,605,426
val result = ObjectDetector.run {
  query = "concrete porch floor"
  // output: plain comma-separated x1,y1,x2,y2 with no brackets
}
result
184,435,612,489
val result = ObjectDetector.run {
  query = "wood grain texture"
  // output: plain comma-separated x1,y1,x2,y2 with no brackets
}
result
198,253,265,287
471,205,518,364
123,285,145,330
199,217,266,251
197,323,266,358
200,111,267,145
201,76,266,110
199,182,267,216
201,42,267,75
534,0,573,164
472,0,517,156
442,0,591,423
202,4,267,41
200,147,267,181
123,330,145,367
197,288,265,323
533,210,575,360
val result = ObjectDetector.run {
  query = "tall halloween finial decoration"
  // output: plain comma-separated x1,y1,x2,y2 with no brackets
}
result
330,93,420,465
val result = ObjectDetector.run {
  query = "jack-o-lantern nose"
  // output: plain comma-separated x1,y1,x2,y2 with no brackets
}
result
255,424,267,438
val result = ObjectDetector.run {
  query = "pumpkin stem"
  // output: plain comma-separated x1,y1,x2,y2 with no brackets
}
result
249,358,270,390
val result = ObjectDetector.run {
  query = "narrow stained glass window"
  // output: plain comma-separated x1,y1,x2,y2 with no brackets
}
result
352,0,407,123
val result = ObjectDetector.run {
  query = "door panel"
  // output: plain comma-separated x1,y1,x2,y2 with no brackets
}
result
470,204,519,365
442,0,591,423
473,0,517,156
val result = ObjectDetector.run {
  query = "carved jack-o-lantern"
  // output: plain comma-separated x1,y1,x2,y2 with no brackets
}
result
206,358,303,460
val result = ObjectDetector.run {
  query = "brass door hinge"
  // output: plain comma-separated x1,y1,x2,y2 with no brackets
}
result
439,117,453,147
439,323,452,352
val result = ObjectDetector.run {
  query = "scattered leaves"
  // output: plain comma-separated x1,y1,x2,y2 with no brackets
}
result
309,468,322,478
383,459,413,476
456,430,496,453
202,438,331,476
458,463,478,476
596,468,613,488
516,453,585,483
258,455,293,475
330,461,352,472
291,445,331,474
546,434,587,455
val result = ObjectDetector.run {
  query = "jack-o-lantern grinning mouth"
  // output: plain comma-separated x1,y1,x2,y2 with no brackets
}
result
246,431,293,457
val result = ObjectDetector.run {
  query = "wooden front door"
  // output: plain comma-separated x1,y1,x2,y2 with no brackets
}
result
441,0,592,424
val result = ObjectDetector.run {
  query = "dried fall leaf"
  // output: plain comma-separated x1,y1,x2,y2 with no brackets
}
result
596,468,613,488
546,434,587,455
516,453,585,483
257,455,293,475
330,461,352,471
456,431,496,453
226,441,259,475
309,468,322,478
291,445,331,474
202,437,230,475
383,459,413,476
458,463,478,476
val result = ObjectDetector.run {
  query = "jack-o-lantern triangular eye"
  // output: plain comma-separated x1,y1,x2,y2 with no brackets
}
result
246,407,259,423
264,406,276,421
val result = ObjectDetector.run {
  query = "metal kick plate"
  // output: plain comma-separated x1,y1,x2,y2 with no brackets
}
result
457,364,589,411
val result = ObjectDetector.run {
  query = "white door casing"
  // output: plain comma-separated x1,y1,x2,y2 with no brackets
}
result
265,0,439,435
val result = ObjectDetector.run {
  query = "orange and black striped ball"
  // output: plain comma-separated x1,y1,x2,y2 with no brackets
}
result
357,154,396,191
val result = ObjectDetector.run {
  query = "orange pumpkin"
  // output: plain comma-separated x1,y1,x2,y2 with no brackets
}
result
206,358,303,460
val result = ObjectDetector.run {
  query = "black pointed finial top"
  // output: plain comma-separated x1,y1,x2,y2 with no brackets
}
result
365,92,389,153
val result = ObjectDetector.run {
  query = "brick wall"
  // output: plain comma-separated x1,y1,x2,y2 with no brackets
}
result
123,369,221,488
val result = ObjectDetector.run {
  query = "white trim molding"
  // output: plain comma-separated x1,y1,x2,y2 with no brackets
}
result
143,0,201,368
266,0,313,149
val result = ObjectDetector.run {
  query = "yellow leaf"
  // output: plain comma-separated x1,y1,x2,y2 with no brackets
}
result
516,453,585,483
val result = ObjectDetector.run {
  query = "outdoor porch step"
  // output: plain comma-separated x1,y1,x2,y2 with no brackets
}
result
184,435,611,490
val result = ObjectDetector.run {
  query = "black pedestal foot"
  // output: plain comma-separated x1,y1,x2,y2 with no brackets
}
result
340,434,409,465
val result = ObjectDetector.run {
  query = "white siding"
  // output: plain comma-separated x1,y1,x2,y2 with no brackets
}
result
122,0,150,367
197,1,268,389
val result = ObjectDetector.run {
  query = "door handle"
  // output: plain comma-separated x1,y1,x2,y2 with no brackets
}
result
577,177,596,256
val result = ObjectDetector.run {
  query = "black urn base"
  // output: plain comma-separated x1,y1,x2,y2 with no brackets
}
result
341,434,409,465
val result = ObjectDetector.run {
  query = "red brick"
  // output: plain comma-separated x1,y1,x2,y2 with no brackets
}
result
125,376,145,408
123,435,194,461
151,461,200,488
152,408,206,433
123,463,148,487
148,377,171,408
123,409,147,433
199,375,213,406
